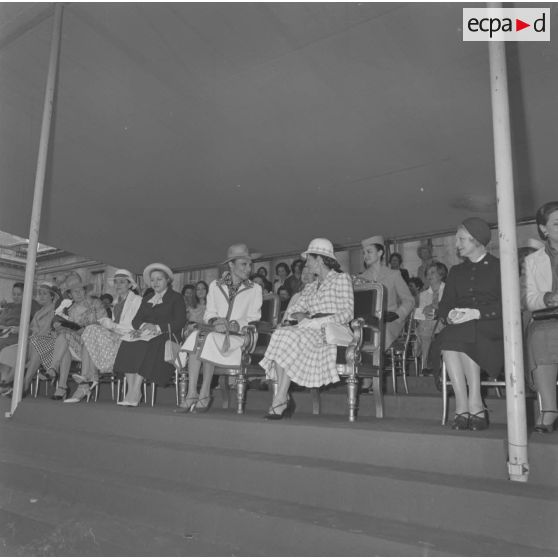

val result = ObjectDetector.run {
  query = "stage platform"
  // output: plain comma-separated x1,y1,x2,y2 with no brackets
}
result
1,383,557,556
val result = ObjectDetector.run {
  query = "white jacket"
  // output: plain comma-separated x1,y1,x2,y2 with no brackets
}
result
98,291,142,334
522,247,552,311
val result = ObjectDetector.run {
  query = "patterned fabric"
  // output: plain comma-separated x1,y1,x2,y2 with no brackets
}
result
260,270,354,387
61,299,106,360
217,271,252,300
82,325,122,373
30,334,56,368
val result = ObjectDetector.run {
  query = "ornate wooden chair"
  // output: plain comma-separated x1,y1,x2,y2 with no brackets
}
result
311,283,387,422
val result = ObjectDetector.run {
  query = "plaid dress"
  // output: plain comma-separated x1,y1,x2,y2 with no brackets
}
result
260,270,354,387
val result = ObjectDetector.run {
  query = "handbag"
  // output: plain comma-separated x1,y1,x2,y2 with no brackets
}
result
164,324,180,364
323,322,353,346
532,306,558,321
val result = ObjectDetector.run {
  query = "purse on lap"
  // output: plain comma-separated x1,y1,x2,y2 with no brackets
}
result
164,325,180,364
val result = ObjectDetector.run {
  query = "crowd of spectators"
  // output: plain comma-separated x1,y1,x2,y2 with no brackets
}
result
1,205,557,434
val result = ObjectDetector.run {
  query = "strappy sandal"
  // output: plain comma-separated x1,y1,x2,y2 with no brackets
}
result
469,409,489,431
174,394,199,414
264,395,295,420
192,395,213,414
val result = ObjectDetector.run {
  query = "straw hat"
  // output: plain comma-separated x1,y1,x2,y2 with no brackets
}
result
301,238,337,261
37,281,61,302
143,263,174,286
361,235,384,248
114,269,138,289
223,243,255,264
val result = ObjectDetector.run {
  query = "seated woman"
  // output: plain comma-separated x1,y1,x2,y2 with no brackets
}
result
64,269,142,403
0,282,61,396
47,275,107,400
260,238,354,419
436,218,503,431
113,263,187,407
178,244,262,413
523,201,558,432
354,235,415,391
415,262,447,372
182,282,206,338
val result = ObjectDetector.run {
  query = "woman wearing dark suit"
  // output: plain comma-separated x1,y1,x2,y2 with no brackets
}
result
113,263,187,406
436,218,503,431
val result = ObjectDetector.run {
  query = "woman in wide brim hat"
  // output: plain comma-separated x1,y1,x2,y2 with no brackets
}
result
112,263,186,406
259,238,354,419
432,217,503,431
48,273,107,400
65,269,143,403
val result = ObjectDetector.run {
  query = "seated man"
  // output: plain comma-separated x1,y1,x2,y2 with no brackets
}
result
178,243,263,412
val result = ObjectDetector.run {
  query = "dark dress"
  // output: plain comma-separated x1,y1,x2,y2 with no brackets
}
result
430,254,504,378
113,289,187,385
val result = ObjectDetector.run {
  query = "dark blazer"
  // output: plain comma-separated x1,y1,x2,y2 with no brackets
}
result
132,289,187,338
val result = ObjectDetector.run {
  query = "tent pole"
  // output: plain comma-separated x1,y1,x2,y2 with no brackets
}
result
6,4,64,419
487,4,529,482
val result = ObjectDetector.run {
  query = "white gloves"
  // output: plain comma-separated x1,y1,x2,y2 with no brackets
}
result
448,308,481,324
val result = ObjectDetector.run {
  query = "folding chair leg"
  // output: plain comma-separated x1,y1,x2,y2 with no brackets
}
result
151,382,156,407
310,387,321,415
442,361,448,425
373,376,384,418
34,374,39,398
346,377,358,422
391,349,397,394
402,366,409,394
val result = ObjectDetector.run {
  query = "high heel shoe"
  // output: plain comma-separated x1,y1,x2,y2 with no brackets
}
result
174,394,199,414
450,412,470,430
50,386,69,401
534,410,558,433
64,382,92,404
469,409,489,431
192,395,213,413
264,395,295,420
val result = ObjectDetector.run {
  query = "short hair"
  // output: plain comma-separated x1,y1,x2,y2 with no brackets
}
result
426,261,448,282
291,259,305,273
314,254,342,273
408,277,424,290
100,293,113,304
536,201,558,239
257,266,267,276
389,253,403,265
181,284,195,296
13,282,24,291
275,262,290,275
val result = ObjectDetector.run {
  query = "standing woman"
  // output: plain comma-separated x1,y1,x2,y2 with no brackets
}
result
260,238,354,419
437,218,503,430
523,201,558,432
113,263,186,406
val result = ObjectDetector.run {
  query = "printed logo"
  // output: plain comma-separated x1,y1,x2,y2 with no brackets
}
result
463,8,550,41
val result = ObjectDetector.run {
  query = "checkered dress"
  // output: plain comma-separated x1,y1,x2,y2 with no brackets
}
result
260,270,354,387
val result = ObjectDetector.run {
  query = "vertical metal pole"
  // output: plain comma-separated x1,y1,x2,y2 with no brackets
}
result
487,3,529,482
6,4,64,418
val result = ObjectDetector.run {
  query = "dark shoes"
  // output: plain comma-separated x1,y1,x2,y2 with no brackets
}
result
264,395,295,420
534,410,558,433
451,409,489,431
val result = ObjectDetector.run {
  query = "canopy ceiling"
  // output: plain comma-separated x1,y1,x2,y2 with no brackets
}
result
1,2,557,272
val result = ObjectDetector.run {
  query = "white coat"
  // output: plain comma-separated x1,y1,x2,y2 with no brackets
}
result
181,278,262,368
98,291,143,334
522,247,552,311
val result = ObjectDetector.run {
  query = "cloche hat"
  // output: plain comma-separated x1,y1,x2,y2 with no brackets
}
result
114,269,138,289
301,238,337,261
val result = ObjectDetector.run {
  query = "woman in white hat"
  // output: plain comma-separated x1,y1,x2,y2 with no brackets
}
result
260,238,354,419
0,281,62,397
112,263,187,406
47,274,107,400
178,244,262,413
65,270,143,403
